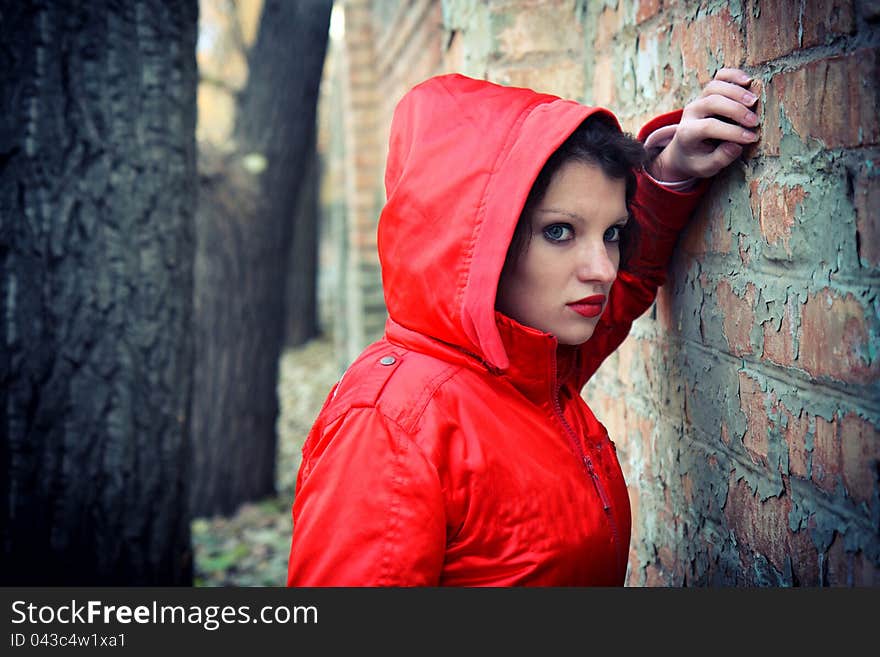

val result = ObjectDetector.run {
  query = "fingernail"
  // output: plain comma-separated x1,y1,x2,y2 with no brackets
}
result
743,92,758,105
723,142,743,157
744,111,758,125
742,130,758,142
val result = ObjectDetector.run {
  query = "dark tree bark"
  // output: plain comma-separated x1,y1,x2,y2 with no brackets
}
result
286,143,320,347
0,0,198,585
190,0,331,517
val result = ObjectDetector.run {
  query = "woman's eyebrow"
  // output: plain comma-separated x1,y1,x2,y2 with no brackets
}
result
535,208,630,224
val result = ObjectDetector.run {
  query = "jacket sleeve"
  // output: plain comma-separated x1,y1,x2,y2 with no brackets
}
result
575,110,711,386
287,406,446,586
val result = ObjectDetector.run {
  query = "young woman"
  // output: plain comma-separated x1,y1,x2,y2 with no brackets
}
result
287,68,759,586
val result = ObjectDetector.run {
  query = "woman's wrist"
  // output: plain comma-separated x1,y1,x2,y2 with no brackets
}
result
643,171,698,192
645,148,692,184
641,124,693,184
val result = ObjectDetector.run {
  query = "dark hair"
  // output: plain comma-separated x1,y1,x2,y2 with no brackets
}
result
504,115,647,272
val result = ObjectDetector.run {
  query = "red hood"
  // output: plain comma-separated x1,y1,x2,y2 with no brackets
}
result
377,74,616,371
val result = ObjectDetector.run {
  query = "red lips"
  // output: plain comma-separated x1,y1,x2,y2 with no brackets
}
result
567,295,606,318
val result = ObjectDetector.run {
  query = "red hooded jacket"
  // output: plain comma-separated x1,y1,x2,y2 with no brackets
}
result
287,74,707,586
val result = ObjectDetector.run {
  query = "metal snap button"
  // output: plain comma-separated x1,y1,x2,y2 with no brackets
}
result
379,356,396,366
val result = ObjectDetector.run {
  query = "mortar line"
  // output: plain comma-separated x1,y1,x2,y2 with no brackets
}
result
685,437,879,535
668,337,880,417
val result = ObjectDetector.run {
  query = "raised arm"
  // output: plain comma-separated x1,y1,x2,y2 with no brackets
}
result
577,68,759,383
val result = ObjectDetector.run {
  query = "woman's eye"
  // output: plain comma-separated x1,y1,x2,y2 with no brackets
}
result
543,224,574,242
604,225,625,243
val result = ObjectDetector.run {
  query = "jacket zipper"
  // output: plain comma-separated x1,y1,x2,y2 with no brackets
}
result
551,374,624,579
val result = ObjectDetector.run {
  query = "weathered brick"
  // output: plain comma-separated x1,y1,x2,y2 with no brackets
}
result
348,85,380,109
594,4,623,51
654,284,676,334
717,280,757,357
812,415,841,494
352,230,378,250
636,0,662,24
854,163,880,267
344,10,377,49
801,0,856,48
685,535,721,585
443,28,464,71
826,531,880,585
744,0,853,64
616,337,638,384
745,0,801,64
840,412,880,506
682,472,694,504
353,189,377,211
348,45,379,73
656,544,684,584
592,54,616,107
608,402,657,480
490,60,585,101
784,408,811,479
494,1,582,62
738,236,752,267
762,298,797,367
724,475,819,583
352,167,379,193
351,201,377,223
644,562,666,586
739,372,770,466
590,389,630,473
633,23,671,101
681,197,733,261
799,289,878,383
627,548,641,586
749,180,807,255
628,482,642,550
670,8,745,84
762,49,880,155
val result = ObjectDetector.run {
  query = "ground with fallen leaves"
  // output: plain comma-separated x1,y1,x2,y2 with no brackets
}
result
192,337,340,587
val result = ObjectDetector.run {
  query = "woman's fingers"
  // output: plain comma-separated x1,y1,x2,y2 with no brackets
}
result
671,139,745,178
689,142,744,177
687,94,759,127
686,69,761,149
698,79,759,107
713,67,752,86
681,116,758,146
719,142,744,159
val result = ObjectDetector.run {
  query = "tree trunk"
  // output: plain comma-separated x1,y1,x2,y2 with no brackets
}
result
0,0,198,584
286,143,320,347
190,0,331,517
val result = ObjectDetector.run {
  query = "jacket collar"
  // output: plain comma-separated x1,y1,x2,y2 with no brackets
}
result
385,314,578,405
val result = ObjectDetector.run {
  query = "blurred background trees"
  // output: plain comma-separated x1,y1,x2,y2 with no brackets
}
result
190,0,331,517
1,0,331,584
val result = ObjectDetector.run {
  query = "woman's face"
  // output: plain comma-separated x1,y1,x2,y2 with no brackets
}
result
496,160,628,346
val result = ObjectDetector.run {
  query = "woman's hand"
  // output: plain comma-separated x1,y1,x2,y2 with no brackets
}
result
647,67,760,182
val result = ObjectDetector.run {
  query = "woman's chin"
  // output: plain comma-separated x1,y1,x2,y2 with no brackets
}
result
555,326,597,346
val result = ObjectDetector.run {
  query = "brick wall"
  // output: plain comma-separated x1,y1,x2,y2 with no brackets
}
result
321,0,880,585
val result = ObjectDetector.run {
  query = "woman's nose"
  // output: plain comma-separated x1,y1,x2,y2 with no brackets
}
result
575,242,618,284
